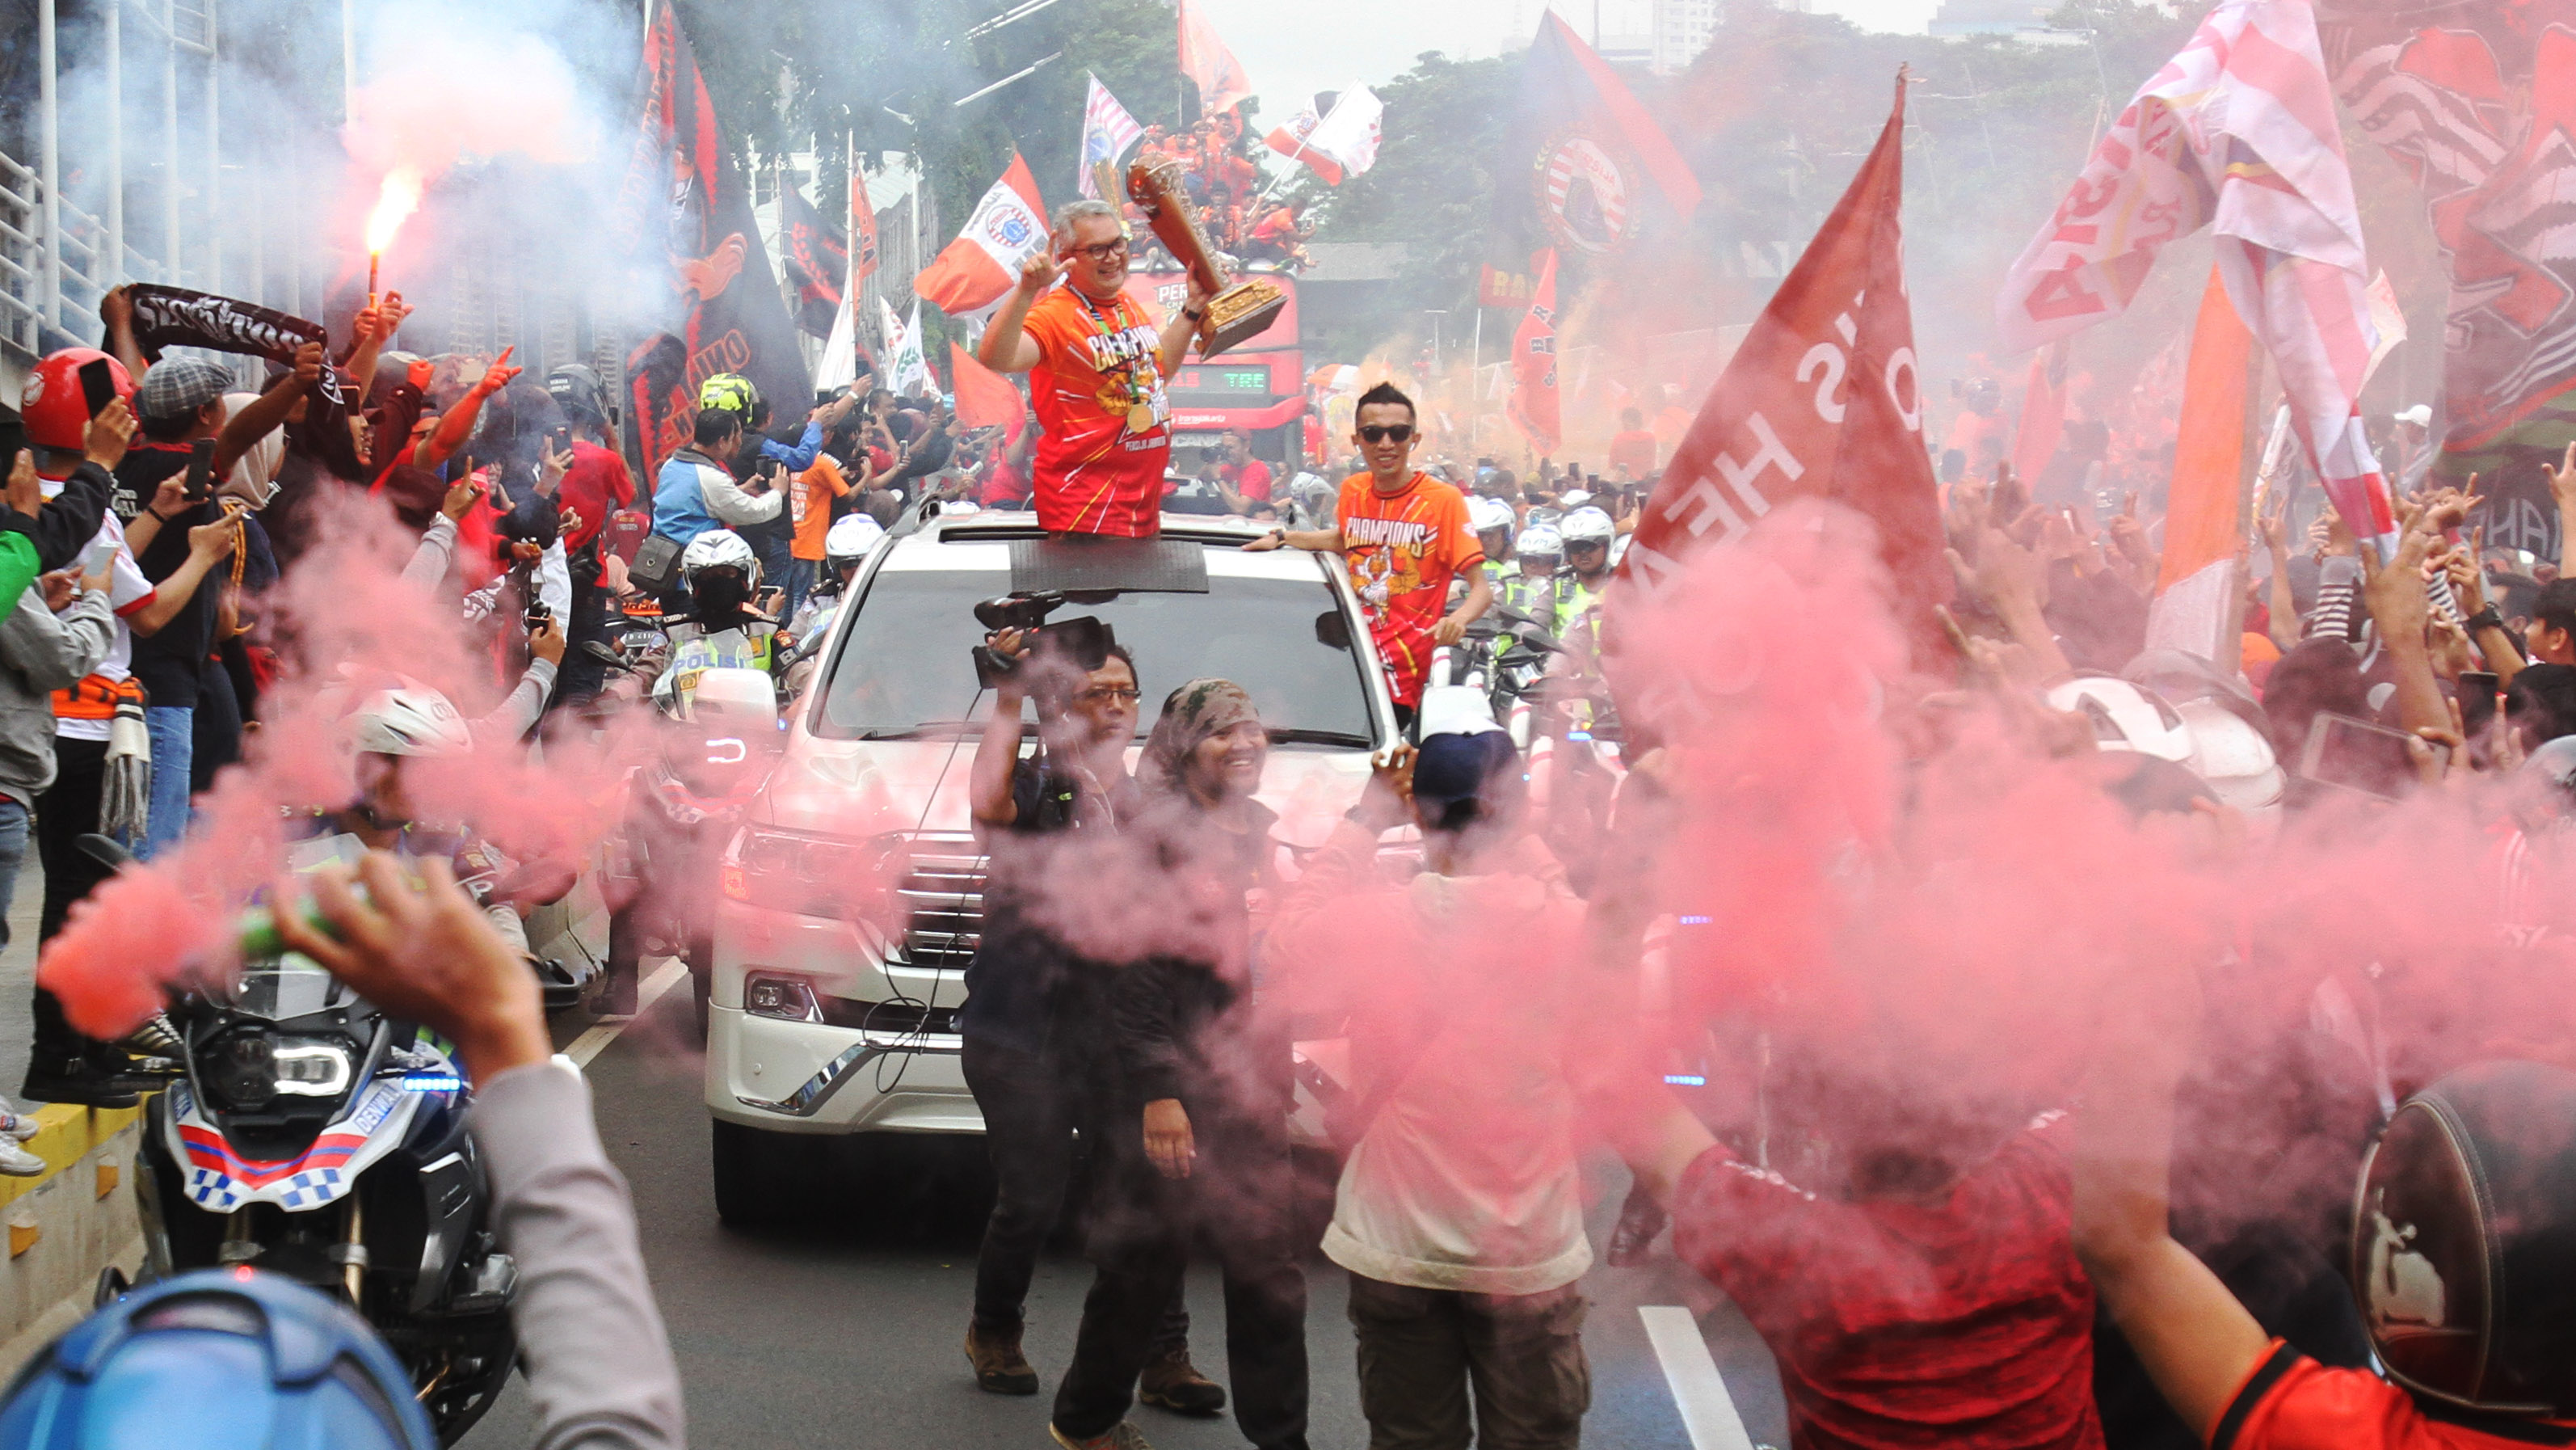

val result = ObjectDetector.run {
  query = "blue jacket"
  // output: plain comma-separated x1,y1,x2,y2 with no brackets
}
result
652,448,785,545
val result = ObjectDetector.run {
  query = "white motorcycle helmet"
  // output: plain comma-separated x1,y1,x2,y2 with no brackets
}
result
1560,507,1616,548
680,528,760,588
1560,489,1596,512
1467,495,1516,537
1517,524,1564,563
2043,675,2193,762
2175,697,2285,820
823,514,885,570
339,679,472,758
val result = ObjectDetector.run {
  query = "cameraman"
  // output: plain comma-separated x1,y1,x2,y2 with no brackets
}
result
958,624,1220,1414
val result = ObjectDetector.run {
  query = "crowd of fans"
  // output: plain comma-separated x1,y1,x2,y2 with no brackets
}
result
6,255,2576,1450
1125,116,1314,272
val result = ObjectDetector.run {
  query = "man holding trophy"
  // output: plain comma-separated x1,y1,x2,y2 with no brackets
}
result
979,162,1284,538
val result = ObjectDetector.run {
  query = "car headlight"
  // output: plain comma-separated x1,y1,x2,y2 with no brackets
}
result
206,1035,353,1112
722,827,905,921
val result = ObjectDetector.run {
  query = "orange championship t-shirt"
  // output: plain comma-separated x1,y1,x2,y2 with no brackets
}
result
789,455,854,561
1023,285,1172,537
1336,470,1484,708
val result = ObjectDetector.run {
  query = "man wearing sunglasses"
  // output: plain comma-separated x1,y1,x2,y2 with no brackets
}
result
979,200,1211,539
1247,382,1491,731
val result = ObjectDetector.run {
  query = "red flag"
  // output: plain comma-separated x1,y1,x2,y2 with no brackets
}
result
851,165,878,285
2011,342,2067,485
914,153,1049,317
951,341,1026,440
2145,268,2254,664
1179,0,1252,116
1617,74,1944,643
1509,250,1562,452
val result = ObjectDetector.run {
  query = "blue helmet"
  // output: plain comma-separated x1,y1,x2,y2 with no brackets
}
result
0,1268,434,1449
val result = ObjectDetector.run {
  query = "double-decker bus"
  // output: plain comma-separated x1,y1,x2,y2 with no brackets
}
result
1120,266,1306,477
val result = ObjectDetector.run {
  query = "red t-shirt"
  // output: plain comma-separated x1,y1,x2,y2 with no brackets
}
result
1228,458,1274,503
1336,471,1482,708
555,440,634,551
1609,428,1661,479
1024,285,1172,537
2213,1343,2574,1450
1673,1123,2103,1450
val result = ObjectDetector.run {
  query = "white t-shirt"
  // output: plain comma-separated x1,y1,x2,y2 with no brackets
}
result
47,506,158,742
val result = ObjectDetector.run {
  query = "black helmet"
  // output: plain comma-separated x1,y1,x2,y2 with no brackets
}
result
545,364,610,428
2353,1060,2576,1415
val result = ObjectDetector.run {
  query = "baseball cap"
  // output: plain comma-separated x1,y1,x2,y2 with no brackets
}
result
1410,728,1522,833
135,357,234,424
2394,403,2433,428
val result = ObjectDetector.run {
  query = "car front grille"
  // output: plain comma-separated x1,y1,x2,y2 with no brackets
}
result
895,832,987,972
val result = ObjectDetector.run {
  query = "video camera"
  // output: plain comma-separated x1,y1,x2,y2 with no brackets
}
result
971,591,1115,689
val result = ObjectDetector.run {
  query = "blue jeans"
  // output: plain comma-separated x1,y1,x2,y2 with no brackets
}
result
142,705,193,861
782,557,817,625
0,799,29,949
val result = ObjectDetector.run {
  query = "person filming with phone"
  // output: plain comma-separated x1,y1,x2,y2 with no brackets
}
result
976,200,1210,539
956,610,1223,1416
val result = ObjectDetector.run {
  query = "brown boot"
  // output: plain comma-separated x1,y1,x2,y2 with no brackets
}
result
1137,1345,1226,1416
966,1321,1039,1395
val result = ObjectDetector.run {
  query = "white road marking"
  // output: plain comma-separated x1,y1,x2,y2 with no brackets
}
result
566,960,689,1069
1639,1305,1759,1450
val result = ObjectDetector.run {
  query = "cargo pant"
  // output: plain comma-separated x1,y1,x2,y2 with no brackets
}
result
1345,1274,1591,1450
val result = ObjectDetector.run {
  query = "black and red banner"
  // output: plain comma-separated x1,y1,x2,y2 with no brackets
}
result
612,5,811,483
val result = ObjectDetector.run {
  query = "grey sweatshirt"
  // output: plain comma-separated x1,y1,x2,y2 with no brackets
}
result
0,586,112,809
470,1058,686,1449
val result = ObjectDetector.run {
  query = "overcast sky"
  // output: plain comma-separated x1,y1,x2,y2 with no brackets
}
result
1189,0,1941,123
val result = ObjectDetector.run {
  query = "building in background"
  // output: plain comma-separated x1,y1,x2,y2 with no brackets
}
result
1927,0,2062,36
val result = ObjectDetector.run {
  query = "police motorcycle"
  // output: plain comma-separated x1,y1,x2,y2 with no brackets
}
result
589,529,787,1027
81,839,519,1446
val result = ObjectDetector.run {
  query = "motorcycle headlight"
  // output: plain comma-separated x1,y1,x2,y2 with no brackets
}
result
206,1035,354,1113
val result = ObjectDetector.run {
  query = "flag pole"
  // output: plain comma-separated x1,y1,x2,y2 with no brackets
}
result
1256,92,1341,208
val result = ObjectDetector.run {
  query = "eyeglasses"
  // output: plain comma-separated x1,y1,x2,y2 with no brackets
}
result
1070,238,1130,261
1357,424,1415,445
1077,687,1142,704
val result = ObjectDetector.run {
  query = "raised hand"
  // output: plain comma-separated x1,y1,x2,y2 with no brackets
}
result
1017,250,1066,296
84,398,137,470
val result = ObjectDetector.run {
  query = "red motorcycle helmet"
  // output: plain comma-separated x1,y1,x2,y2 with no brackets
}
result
19,348,134,451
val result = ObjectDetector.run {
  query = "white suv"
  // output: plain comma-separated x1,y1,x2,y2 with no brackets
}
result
704,510,1397,1223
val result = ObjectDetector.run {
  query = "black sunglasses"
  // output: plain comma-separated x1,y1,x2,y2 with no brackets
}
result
1357,424,1414,444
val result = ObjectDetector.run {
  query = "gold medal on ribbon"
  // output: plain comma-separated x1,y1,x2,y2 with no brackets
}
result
1126,402,1156,433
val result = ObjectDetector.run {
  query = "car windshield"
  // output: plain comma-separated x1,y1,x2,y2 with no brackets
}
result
814,563,1376,744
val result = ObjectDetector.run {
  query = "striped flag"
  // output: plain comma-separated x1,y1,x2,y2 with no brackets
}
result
1077,75,1145,200
1998,0,2395,563
2145,270,2256,664
1509,249,1562,451
913,152,1049,318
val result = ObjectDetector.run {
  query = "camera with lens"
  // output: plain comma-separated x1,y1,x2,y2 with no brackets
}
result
972,591,1115,688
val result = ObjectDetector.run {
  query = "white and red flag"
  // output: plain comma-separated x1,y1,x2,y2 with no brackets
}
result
913,152,1049,318
1509,249,1562,452
1179,0,1252,116
1616,74,1946,644
1997,0,2394,561
1265,87,1385,186
1077,74,1145,199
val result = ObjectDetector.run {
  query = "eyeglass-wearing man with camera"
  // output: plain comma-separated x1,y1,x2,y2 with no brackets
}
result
958,618,1222,1417
978,200,1211,539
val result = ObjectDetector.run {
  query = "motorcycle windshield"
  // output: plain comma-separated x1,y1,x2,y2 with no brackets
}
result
231,956,351,1021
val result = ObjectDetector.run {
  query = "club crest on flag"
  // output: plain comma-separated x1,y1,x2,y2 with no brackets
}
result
1534,131,1638,257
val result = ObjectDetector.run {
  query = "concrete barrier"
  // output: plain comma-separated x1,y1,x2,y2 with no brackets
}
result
0,1102,146,1378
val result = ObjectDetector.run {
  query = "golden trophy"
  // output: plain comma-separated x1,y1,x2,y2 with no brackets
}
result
1121,158,1286,358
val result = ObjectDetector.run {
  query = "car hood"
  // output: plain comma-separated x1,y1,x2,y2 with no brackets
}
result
757,731,1377,849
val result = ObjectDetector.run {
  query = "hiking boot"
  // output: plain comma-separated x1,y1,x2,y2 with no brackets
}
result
966,1321,1039,1395
1138,1347,1226,1416
20,1057,139,1111
1048,1423,1152,1450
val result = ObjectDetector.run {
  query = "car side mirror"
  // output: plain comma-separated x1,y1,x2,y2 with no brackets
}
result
1314,610,1352,651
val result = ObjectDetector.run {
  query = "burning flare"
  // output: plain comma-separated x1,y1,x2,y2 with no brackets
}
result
365,166,424,257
